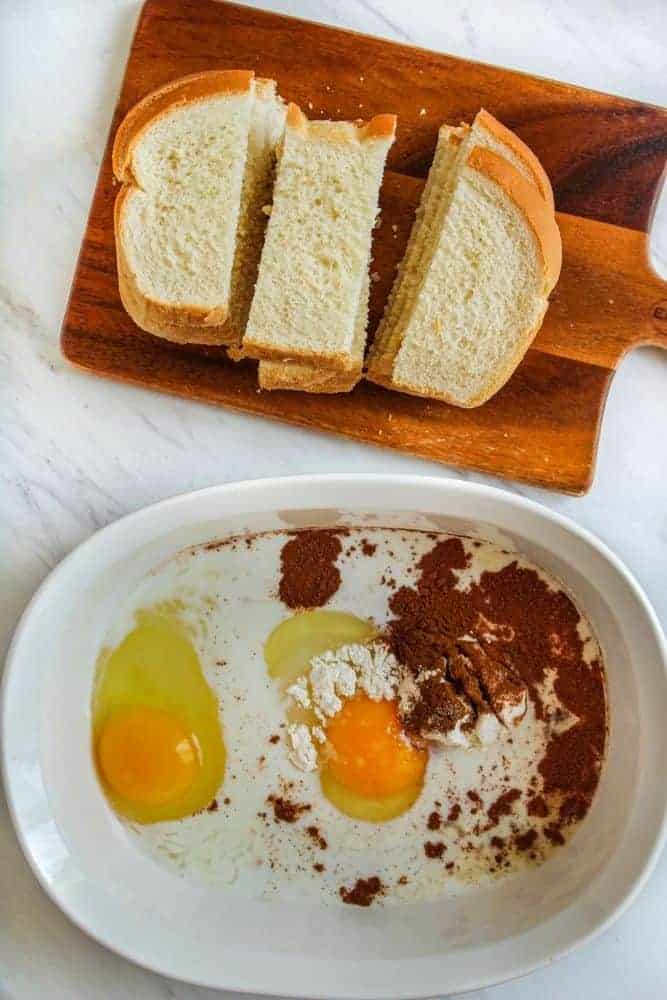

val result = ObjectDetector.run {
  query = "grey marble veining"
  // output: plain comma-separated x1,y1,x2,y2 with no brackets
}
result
1,2,666,999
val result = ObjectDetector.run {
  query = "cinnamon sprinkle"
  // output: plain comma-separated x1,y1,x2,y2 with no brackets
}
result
427,811,442,831
306,825,328,850
278,530,345,608
486,789,521,828
340,876,384,907
527,795,549,818
514,829,538,852
386,537,607,838
268,795,311,824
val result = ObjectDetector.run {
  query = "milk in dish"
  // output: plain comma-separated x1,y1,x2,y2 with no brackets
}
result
91,527,607,906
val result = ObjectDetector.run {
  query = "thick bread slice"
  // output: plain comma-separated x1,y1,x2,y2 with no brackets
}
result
241,104,396,372
366,123,467,378
376,146,561,407
258,270,370,392
228,79,286,345
113,70,256,344
367,109,553,381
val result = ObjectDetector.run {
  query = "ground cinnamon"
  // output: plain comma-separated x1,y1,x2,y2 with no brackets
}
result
486,788,521,828
427,810,442,830
387,537,607,837
268,794,311,823
278,530,345,608
527,795,549,818
514,829,538,852
339,876,384,907
306,825,328,850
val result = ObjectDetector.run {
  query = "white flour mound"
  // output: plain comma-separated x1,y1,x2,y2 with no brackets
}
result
286,641,399,770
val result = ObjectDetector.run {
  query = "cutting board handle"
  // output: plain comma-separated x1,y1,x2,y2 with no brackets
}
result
536,214,667,366
636,233,667,351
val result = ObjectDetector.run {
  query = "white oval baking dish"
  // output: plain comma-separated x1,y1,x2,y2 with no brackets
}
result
2,474,666,997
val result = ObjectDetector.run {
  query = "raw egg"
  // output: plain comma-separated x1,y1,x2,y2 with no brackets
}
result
92,610,225,823
265,610,427,822
321,693,427,821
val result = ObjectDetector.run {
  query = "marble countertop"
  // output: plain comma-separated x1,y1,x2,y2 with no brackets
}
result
2,1,666,998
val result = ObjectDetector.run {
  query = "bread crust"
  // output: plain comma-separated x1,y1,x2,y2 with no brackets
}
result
258,360,362,392
467,146,562,291
113,70,255,342
285,103,396,143
361,114,398,141
285,102,308,133
476,108,555,211
242,338,359,372
112,70,254,182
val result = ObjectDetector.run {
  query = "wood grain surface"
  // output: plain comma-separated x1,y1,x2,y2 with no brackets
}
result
60,0,667,494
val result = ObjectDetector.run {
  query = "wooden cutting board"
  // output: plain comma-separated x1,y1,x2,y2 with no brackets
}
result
61,0,667,494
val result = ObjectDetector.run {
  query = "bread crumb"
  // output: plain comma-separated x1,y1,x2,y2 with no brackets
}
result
391,224,398,232
359,75,365,82
371,272,380,283
419,107,427,116
307,101,313,110
359,103,363,109
261,204,272,216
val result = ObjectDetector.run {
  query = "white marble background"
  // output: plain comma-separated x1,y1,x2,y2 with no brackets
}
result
1,1,666,998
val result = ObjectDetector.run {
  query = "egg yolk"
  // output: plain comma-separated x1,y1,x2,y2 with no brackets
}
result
320,693,427,820
96,706,201,807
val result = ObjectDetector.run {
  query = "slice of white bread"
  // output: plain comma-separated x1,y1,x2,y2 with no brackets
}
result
257,270,370,392
241,104,396,372
366,123,469,380
113,70,258,345
367,109,555,378
366,110,560,406
228,79,286,345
